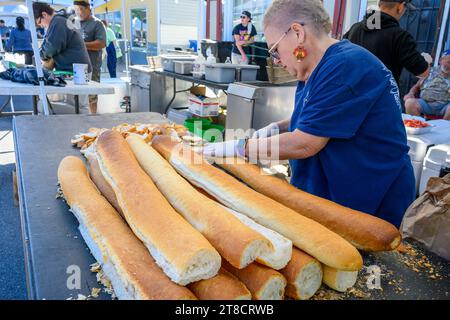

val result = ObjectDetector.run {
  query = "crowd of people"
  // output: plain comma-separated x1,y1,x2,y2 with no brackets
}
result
1,1,121,114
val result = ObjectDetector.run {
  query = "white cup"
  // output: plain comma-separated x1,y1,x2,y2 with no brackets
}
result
73,63,89,85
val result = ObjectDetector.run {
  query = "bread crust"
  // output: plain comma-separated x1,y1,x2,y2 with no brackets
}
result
218,161,401,252
126,135,271,269
58,156,197,300
95,131,221,285
152,136,363,271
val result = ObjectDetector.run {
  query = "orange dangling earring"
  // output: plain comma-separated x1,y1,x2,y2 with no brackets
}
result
293,46,307,62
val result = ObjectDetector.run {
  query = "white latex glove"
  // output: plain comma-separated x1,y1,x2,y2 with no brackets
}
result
202,140,241,158
421,52,433,64
252,122,280,139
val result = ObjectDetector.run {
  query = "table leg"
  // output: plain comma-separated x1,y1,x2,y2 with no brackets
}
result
74,96,80,114
164,77,178,115
32,96,38,115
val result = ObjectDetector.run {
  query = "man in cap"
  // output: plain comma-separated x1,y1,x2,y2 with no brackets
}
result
404,50,450,120
231,11,257,64
344,0,429,85
74,0,106,114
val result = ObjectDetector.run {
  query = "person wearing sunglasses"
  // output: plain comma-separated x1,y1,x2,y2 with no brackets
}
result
202,0,415,228
344,0,429,86
231,11,257,64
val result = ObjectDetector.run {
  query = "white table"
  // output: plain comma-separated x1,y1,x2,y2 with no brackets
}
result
0,79,115,116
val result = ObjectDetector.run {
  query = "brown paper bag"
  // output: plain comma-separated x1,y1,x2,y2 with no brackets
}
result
400,174,450,260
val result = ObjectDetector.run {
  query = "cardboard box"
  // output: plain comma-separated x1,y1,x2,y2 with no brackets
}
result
188,86,220,117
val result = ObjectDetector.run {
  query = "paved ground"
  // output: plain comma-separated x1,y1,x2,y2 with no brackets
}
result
0,96,30,300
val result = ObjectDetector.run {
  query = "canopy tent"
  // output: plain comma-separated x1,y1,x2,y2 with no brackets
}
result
0,0,75,115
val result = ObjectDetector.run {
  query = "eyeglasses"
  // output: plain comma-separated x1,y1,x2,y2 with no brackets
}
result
268,23,304,61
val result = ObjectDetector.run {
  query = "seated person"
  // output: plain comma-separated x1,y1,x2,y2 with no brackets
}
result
404,50,450,120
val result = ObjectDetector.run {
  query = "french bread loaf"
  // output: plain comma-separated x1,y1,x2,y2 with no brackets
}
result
95,130,221,285
188,268,251,300
217,204,292,270
217,160,401,252
151,136,363,271
126,135,271,269
86,154,124,218
322,265,358,292
57,156,197,300
280,248,322,300
223,261,287,300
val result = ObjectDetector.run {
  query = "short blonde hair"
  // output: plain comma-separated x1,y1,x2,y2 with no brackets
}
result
263,0,332,35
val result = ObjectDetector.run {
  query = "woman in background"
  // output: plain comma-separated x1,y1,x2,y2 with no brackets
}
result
5,17,33,65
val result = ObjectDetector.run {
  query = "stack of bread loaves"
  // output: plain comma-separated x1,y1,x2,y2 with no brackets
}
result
59,128,401,300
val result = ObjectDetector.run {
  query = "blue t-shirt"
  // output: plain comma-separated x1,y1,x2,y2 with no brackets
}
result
289,40,415,227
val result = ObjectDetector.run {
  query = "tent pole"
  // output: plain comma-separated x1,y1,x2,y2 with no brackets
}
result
26,0,50,116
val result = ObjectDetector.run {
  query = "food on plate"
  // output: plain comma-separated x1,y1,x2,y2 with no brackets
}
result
403,119,429,128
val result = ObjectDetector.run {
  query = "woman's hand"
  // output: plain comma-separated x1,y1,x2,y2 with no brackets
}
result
252,122,280,139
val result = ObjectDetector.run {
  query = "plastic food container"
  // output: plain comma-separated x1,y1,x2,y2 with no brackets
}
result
161,55,196,72
405,126,433,135
237,65,260,82
174,61,194,75
205,63,239,83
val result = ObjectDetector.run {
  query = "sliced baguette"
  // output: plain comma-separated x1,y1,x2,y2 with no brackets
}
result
95,130,221,285
58,156,197,300
151,136,363,272
280,248,322,300
223,261,287,300
322,265,358,292
188,268,251,300
217,160,401,252
217,203,292,270
126,135,271,269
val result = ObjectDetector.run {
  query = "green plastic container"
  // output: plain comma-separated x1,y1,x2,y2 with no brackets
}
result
184,119,224,142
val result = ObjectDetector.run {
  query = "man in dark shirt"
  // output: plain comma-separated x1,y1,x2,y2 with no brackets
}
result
232,11,257,64
33,2,91,73
343,0,429,85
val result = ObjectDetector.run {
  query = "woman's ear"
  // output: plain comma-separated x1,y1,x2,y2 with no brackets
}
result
292,22,305,44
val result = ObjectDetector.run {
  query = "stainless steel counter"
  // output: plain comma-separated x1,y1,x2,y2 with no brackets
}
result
225,81,297,139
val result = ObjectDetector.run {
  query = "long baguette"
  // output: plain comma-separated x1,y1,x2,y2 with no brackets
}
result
57,156,197,300
188,268,251,300
223,261,287,300
126,135,271,269
217,160,401,252
86,154,124,217
216,204,292,270
95,131,221,285
151,136,363,271
280,248,322,300
322,266,358,292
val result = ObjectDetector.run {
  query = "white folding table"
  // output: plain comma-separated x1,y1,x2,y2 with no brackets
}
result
0,79,115,116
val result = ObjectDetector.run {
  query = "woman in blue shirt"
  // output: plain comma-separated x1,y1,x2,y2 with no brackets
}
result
5,17,33,65
203,0,415,228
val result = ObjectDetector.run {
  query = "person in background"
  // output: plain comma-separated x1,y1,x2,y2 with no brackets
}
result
203,0,415,228
5,17,33,65
404,50,450,120
33,2,91,73
231,11,257,64
102,20,122,78
74,0,106,114
343,0,429,85
0,20,9,48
